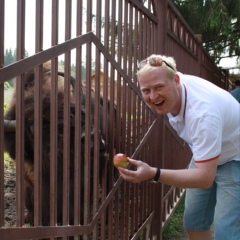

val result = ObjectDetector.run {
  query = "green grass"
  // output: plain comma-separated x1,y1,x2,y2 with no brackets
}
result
162,195,187,239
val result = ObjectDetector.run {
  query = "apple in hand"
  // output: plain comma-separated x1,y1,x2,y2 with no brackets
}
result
113,153,128,168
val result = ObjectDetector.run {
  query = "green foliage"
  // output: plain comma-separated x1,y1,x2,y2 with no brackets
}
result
162,195,187,239
172,0,240,64
4,152,13,168
4,81,11,90
4,82,12,113
4,48,29,66
4,102,9,114
4,48,16,66
4,48,29,86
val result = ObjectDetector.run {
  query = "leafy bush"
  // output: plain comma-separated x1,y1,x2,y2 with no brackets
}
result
4,81,11,90
4,102,9,114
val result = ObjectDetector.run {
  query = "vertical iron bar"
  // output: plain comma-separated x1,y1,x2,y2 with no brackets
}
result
0,0,5,227
33,64,43,226
50,0,59,230
0,81,3,228
74,0,83,231
49,58,58,229
123,1,130,238
34,0,44,227
16,0,25,227
92,0,102,238
116,0,123,153
83,0,92,231
0,0,4,68
101,3,110,235
62,0,72,230
109,0,117,236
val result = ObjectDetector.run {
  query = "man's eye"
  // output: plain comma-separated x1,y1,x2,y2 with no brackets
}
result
142,89,149,94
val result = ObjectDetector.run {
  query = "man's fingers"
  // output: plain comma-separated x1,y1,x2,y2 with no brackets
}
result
127,157,140,166
118,167,140,183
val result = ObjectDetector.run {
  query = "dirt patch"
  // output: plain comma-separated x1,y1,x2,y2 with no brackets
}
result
4,160,17,227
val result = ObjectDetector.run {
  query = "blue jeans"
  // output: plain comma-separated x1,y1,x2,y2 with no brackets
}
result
183,159,240,240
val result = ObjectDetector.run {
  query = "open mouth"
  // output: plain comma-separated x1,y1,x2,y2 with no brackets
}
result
154,99,164,107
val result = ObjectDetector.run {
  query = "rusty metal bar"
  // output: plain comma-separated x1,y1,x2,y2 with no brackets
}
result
126,5,133,232
0,0,4,68
62,54,71,228
133,7,138,83
92,2,102,239
34,0,44,227
52,0,59,46
33,64,43,226
110,0,117,235
15,0,26,227
132,5,139,232
128,3,133,77
0,85,3,228
138,9,143,60
102,0,110,151
49,0,59,229
84,1,92,228
65,0,71,41
123,1,128,73
114,3,125,234
74,0,83,229
15,75,25,227
74,49,82,228
76,0,82,36
49,58,58,229
101,62,110,237
95,0,101,39
83,51,91,226
35,0,43,53
0,83,3,227
115,0,123,153
0,0,5,228
94,3,102,175
102,2,111,238
92,61,100,239
62,0,72,228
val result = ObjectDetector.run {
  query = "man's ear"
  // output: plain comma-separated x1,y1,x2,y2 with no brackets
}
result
174,74,180,85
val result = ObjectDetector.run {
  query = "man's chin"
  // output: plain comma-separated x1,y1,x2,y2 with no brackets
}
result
157,111,166,115
155,108,167,115
145,103,167,115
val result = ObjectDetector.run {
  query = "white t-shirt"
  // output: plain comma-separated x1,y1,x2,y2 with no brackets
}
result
167,72,240,165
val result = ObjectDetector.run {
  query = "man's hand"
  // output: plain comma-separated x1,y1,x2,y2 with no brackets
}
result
118,158,157,183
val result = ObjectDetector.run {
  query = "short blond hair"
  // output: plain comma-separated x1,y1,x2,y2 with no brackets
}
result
136,54,177,80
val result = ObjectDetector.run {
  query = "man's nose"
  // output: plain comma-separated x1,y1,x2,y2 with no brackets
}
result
150,90,157,101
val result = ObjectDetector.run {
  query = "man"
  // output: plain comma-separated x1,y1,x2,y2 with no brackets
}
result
118,54,240,240
230,79,240,103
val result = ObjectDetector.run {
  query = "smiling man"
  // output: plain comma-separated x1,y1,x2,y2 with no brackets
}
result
118,54,240,240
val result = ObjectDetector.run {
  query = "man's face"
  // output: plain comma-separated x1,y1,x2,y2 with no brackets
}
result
138,68,181,116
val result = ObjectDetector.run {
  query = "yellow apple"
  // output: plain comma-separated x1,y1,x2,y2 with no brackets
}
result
113,153,128,168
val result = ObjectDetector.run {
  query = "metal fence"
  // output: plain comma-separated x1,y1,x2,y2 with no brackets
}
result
0,0,228,239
